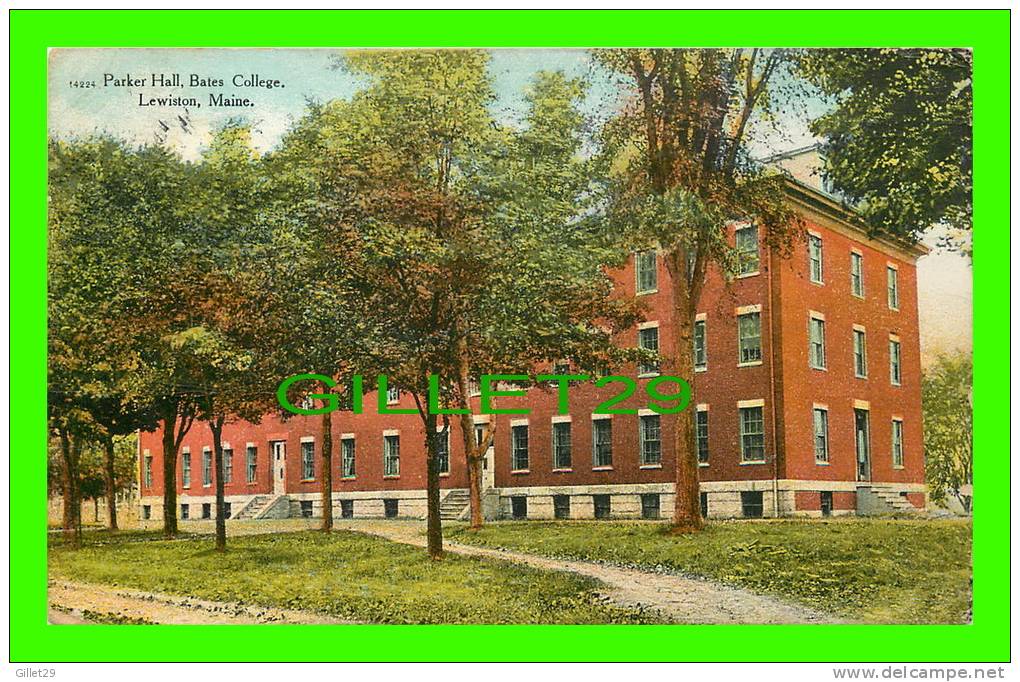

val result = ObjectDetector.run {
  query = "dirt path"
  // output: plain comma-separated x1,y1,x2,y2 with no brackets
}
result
48,580,352,625
336,520,842,624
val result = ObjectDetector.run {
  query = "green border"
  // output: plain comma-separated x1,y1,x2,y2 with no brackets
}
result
12,9,1009,662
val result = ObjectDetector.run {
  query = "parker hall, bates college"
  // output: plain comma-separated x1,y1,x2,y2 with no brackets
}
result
137,147,929,523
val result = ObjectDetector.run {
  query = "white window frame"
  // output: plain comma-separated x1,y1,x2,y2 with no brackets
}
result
591,415,613,470
813,404,830,464
737,399,766,464
693,313,708,371
892,418,905,469
202,446,213,487
383,431,400,478
809,311,827,370
340,434,356,479
634,249,658,295
734,223,760,277
245,443,257,484
736,305,763,367
638,409,662,468
853,324,868,378
850,250,865,298
887,263,900,311
551,416,572,471
808,231,824,284
889,334,902,386
637,321,660,377
181,448,191,488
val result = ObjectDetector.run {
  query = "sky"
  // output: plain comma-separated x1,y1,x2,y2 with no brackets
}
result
48,48,971,364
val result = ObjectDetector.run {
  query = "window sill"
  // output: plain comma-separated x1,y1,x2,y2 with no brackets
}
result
739,460,767,466
738,360,763,368
340,476,356,481
300,478,315,483
511,469,530,475
637,371,661,379
852,293,865,300
695,366,708,373
639,464,662,470
811,365,828,372
889,306,900,312
698,462,709,467
736,271,760,279
855,374,868,380
636,289,658,296
552,468,573,473
382,475,400,480
592,466,614,472
810,279,824,287
891,382,902,388
439,473,450,478
893,465,905,470
815,461,830,466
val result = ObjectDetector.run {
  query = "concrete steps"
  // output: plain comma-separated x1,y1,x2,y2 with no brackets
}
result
857,485,919,514
234,494,291,520
439,489,470,520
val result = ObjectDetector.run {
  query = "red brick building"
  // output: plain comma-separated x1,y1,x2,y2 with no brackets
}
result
137,149,927,521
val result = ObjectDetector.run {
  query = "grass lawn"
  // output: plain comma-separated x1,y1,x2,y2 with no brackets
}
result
47,529,660,624
447,518,972,624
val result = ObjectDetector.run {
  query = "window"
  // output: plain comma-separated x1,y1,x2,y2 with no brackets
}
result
851,252,864,297
641,493,660,520
808,234,824,283
511,496,527,520
383,435,400,476
739,405,765,463
813,408,829,463
552,421,572,470
741,491,764,518
696,409,710,464
809,316,826,369
593,494,612,519
223,448,233,483
635,249,658,293
887,266,899,310
340,499,354,519
737,312,762,364
853,328,868,378
143,454,153,488
246,445,257,483
221,501,232,519
300,500,314,518
693,319,707,370
553,495,570,519
142,504,151,520
820,491,833,517
511,424,529,471
637,325,660,376
435,430,450,474
201,503,212,519
592,418,613,468
202,448,212,486
341,437,356,478
180,503,189,520
639,414,662,465
384,499,399,518
892,419,904,468
700,492,709,518
553,360,571,376
301,440,315,480
735,224,760,275
387,385,400,404
181,452,191,488
889,338,902,385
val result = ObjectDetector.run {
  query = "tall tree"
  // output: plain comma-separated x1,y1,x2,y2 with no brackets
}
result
801,49,972,254
596,49,803,532
922,353,973,513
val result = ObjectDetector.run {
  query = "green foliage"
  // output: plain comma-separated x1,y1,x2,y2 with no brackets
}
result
448,519,973,623
922,353,973,511
47,530,660,624
48,434,137,499
802,49,972,252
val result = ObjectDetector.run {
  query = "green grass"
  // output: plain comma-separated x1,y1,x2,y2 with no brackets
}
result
447,518,972,624
48,529,661,624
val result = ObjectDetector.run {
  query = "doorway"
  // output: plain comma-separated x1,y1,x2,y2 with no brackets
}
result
854,408,871,482
271,441,286,494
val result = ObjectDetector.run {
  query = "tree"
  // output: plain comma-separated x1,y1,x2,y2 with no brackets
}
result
801,49,972,254
595,49,803,532
922,353,973,513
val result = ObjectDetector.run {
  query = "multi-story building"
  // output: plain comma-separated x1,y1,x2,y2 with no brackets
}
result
137,147,928,522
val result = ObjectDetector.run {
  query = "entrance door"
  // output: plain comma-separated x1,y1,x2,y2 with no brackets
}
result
475,423,495,489
854,409,871,481
272,441,286,494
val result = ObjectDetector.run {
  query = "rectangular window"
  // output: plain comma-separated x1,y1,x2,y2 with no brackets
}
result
887,266,900,310
696,409,710,464
223,448,233,483
384,499,399,518
202,448,212,486
820,491,833,517
201,502,212,519
552,421,572,470
700,492,709,518
635,249,657,293
180,504,189,520
593,494,612,519
638,326,660,375
435,430,450,474
383,435,400,476
387,386,400,404
142,505,151,520
300,500,314,518
851,252,864,297
808,234,824,283
737,312,762,364
511,496,527,520
341,438,356,478
221,501,232,519
553,494,570,519
301,440,315,480
693,319,707,370
639,414,662,465
640,493,660,520
809,316,826,369
813,408,830,463
511,425,529,471
592,419,613,468
741,491,764,518
853,328,868,378
739,406,766,463
892,419,904,468
735,225,760,275
143,454,153,488
181,452,191,488
340,499,354,519
889,339,902,385
246,445,257,483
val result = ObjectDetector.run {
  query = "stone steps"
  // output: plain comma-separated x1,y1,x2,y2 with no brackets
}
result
439,490,470,520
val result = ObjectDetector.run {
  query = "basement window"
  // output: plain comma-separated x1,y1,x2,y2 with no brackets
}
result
300,500,313,518
201,503,212,519
593,494,611,519
700,492,708,518
221,502,232,519
553,495,570,520
142,505,151,520
641,493,660,520
180,504,189,520
384,499,399,518
340,499,354,519
820,491,833,517
511,496,527,520
740,491,764,519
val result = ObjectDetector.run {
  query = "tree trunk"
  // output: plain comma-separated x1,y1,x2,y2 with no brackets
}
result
424,410,443,559
160,404,179,539
453,340,486,530
667,252,704,533
58,429,83,548
210,417,227,552
320,394,334,532
94,497,100,523
103,434,118,530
